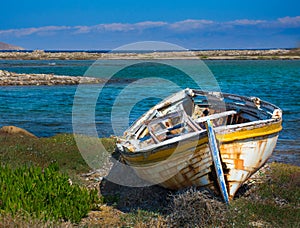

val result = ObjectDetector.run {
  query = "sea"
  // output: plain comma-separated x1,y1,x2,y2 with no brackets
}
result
0,59,299,165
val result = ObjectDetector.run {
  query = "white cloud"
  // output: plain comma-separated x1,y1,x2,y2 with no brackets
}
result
277,16,300,27
0,16,299,38
101,23,134,32
0,26,71,37
169,19,214,31
74,25,91,34
73,21,167,34
134,21,167,29
228,19,266,26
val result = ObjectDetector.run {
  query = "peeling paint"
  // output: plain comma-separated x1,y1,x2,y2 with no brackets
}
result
117,89,282,201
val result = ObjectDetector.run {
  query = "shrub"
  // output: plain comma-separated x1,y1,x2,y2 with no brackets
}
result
0,163,99,223
166,188,226,227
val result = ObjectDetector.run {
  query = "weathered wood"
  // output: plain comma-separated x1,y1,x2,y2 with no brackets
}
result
117,89,282,201
206,120,229,203
195,110,237,124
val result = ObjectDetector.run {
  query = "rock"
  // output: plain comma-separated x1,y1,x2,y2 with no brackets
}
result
0,126,38,138
0,70,102,86
248,220,271,227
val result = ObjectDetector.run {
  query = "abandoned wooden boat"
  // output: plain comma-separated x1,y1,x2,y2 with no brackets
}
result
116,88,282,202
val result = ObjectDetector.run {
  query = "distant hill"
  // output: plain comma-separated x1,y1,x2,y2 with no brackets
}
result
0,42,24,50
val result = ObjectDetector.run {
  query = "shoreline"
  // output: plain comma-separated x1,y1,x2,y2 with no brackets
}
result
0,49,300,60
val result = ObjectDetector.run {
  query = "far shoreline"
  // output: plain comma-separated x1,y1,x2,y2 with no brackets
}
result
0,48,300,60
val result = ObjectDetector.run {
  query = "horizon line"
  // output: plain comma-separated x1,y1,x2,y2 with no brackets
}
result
0,47,296,53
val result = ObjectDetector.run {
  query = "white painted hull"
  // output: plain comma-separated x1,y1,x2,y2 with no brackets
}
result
117,89,282,200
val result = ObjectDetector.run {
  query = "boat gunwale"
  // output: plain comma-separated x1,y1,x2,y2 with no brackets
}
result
120,117,281,157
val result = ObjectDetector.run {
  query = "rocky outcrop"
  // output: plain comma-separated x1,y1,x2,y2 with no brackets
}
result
0,41,24,50
0,70,102,86
0,126,37,138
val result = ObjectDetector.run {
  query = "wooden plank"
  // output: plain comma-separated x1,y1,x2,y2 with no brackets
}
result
206,119,229,204
195,110,237,124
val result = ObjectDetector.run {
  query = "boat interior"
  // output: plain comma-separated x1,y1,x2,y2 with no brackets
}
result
121,90,278,151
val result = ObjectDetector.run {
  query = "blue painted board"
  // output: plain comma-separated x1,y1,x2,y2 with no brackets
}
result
206,119,229,203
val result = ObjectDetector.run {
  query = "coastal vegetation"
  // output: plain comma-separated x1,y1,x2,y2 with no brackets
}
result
0,132,299,227
0,163,99,223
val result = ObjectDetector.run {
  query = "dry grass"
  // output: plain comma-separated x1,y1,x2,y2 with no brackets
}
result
165,188,226,227
0,212,62,228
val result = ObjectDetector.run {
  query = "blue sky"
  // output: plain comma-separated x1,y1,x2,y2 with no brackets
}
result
1,0,300,50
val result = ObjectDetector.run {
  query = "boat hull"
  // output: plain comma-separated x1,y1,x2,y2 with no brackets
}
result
117,89,283,200
120,120,281,199
220,134,279,197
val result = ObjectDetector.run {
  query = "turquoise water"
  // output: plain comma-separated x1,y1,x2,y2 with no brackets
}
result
0,60,299,165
